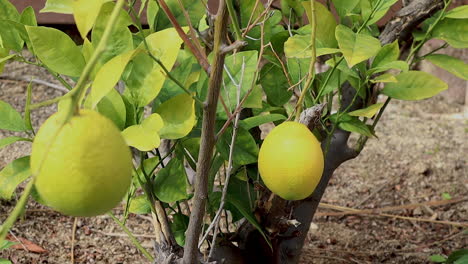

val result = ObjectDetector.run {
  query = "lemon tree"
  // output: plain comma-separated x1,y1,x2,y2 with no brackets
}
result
0,0,465,263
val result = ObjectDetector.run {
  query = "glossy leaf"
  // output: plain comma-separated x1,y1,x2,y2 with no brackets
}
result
126,28,184,107
216,125,258,166
348,103,384,118
91,2,133,64
40,0,73,14
432,18,468,48
335,25,381,67
0,156,30,200
445,5,468,19
240,114,286,130
155,93,196,140
153,158,189,203
260,63,292,107
0,100,27,132
0,137,31,150
128,195,151,214
382,71,448,101
303,1,338,48
26,26,85,77
73,0,105,39
372,41,399,68
90,48,141,107
338,117,374,137
93,89,127,130
425,54,468,80
221,51,259,114
122,113,164,151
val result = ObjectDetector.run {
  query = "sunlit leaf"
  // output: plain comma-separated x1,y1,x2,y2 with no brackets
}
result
372,41,399,68
335,25,381,67
371,73,398,83
73,0,105,39
122,113,164,151
303,1,338,48
155,93,195,139
432,18,468,48
0,156,30,200
92,89,127,130
382,71,448,100
0,100,27,132
445,5,468,19
128,195,151,214
0,136,32,150
26,26,86,77
425,54,468,80
153,158,189,203
40,0,73,14
348,103,384,118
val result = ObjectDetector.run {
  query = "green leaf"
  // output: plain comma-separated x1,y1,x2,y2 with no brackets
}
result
348,103,384,118
91,2,133,64
170,213,189,246
429,254,447,263
425,54,468,80
445,5,468,19
0,136,32,150
335,25,381,67
134,156,159,185
432,18,468,48
372,41,399,68
126,28,184,107
20,6,37,26
240,114,286,131
243,84,263,109
155,93,196,140
0,239,17,250
90,48,141,107
26,26,86,77
448,249,468,263
0,259,12,264
0,0,19,20
73,0,105,39
122,113,164,151
128,195,151,214
303,1,338,48
365,0,398,25
441,192,452,200
0,20,24,52
155,0,205,31
220,51,259,115
332,0,360,18
260,63,292,107
318,66,349,96
284,34,314,59
153,158,189,203
93,89,127,130
369,60,409,74
0,100,27,132
226,195,271,249
335,115,374,137
0,48,9,74
216,125,258,166
382,71,448,101
146,0,159,31
0,156,30,200
371,73,398,83
41,0,73,14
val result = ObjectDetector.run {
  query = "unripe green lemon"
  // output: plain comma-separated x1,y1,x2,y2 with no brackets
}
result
258,121,324,200
31,109,133,217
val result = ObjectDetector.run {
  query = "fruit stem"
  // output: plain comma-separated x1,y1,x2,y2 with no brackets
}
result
294,0,317,122
108,212,155,262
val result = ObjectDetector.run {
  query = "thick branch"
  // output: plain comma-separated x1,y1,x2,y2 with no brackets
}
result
380,0,444,45
182,2,229,263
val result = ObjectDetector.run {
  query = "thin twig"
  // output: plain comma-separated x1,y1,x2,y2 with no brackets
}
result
91,228,157,238
0,75,69,93
71,217,77,264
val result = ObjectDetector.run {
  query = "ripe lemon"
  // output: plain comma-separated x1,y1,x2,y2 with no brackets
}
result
31,109,133,217
258,121,324,200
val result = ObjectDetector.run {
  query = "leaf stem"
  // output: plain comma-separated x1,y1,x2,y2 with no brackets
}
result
226,0,243,41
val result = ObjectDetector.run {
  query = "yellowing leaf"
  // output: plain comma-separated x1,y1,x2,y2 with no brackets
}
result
155,93,195,139
303,1,338,48
73,0,105,39
335,25,381,67
122,113,164,151
371,73,398,83
90,48,141,107
40,0,73,14
348,103,384,118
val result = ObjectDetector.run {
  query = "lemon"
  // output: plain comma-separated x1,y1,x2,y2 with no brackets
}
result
258,121,324,200
31,109,133,217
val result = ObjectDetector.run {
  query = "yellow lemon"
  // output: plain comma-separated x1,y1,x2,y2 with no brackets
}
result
258,121,324,200
31,109,133,217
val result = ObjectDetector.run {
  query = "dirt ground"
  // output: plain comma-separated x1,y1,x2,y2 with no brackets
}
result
0,57,467,264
